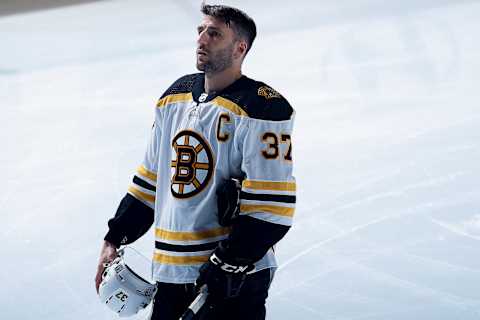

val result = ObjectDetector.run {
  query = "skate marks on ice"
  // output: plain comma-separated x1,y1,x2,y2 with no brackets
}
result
430,218,480,242
272,123,480,319
0,0,479,319
271,208,480,319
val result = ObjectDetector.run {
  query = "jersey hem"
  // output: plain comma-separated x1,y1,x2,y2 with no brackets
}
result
152,264,278,284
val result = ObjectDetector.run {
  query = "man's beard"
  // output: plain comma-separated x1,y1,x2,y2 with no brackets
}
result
196,43,234,75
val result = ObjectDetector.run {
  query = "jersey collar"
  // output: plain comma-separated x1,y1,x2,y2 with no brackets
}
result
192,73,248,103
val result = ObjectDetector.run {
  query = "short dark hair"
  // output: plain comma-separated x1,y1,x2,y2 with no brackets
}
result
201,4,257,54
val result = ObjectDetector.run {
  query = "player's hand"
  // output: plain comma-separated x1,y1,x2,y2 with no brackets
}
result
95,241,118,293
195,244,254,301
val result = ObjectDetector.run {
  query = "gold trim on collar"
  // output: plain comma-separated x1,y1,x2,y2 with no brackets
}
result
211,96,248,116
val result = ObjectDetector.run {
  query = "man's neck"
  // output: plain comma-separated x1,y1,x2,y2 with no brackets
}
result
204,67,242,94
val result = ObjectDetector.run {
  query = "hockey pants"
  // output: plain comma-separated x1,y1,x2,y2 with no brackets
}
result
148,268,273,320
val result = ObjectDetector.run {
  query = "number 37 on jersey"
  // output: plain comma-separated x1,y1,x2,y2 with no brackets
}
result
216,112,293,163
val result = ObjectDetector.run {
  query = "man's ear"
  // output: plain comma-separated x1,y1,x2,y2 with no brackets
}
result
234,40,248,59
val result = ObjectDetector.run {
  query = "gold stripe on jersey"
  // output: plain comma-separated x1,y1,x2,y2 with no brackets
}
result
240,204,295,217
212,96,249,116
153,252,210,265
157,93,193,108
137,165,157,182
128,186,155,204
155,226,231,241
242,180,296,192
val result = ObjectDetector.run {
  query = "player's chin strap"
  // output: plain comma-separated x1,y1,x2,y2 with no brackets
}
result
102,246,149,269
102,246,150,280
179,285,209,320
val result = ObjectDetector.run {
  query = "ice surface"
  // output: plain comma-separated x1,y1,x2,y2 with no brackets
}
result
1,0,479,319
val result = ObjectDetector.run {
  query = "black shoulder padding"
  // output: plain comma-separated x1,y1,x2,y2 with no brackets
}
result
159,74,294,121
220,76,294,121
160,73,202,99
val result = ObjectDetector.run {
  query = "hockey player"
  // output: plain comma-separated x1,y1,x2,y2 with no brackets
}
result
95,4,295,319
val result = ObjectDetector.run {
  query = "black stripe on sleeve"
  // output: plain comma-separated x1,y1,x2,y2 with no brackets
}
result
133,175,156,191
240,191,296,204
155,241,219,252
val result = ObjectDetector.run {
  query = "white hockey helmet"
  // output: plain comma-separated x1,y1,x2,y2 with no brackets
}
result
98,250,157,317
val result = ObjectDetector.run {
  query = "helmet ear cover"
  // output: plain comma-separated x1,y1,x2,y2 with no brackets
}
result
98,253,157,317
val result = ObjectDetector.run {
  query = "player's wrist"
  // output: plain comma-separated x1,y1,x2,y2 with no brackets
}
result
103,230,122,249
104,239,118,249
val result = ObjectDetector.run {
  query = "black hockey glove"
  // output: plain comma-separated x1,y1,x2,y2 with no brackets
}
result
196,243,254,301
216,178,241,226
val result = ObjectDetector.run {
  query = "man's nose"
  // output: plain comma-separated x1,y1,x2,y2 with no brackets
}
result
197,30,209,46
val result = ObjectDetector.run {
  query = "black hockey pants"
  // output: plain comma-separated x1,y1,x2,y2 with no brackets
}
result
148,268,273,320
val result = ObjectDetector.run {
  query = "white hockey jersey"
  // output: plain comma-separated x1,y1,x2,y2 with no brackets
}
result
127,73,296,283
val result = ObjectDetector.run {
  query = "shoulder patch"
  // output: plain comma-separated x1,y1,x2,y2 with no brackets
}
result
258,86,282,99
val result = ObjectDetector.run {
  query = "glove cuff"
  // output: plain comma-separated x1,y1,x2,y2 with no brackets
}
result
210,243,255,274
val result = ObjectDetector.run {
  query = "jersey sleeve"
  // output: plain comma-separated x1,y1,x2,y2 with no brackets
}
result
127,121,160,209
104,113,161,247
239,116,296,226
221,110,296,264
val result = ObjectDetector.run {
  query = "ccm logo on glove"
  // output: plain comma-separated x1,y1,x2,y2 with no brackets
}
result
210,253,251,273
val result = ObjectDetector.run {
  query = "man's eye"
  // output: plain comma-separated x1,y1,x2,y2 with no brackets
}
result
209,30,220,37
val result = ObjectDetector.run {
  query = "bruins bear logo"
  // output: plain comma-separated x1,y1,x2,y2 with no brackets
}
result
258,86,282,99
170,130,214,198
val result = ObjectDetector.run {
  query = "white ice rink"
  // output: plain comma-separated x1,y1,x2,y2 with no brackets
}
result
1,0,480,319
